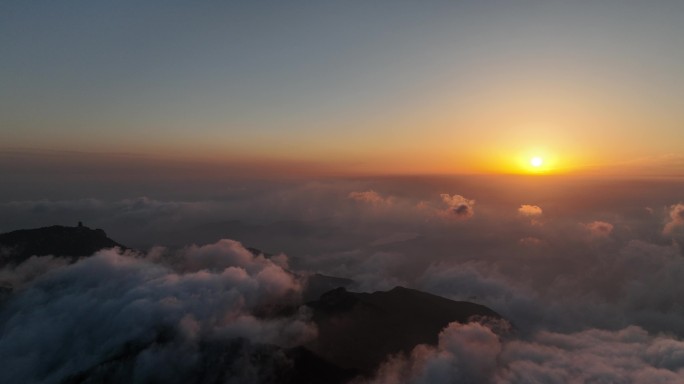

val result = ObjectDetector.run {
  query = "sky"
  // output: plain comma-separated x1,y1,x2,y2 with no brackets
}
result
2,0,684,176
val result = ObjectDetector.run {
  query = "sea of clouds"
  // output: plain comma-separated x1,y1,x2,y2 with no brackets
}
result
1,176,684,383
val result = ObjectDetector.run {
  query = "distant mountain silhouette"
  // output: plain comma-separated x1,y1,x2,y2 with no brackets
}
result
0,225,126,267
305,286,506,373
302,273,354,301
58,286,505,383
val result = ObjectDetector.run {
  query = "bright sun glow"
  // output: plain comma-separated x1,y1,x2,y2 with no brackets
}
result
530,157,543,167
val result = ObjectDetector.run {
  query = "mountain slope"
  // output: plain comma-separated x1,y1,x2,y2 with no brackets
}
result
306,286,505,373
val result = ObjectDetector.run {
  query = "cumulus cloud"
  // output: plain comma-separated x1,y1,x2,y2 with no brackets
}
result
518,204,542,217
499,326,684,384
348,190,392,205
178,239,266,272
517,204,543,226
0,255,71,292
0,241,315,384
369,322,684,384
584,220,614,238
663,203,684,236
371,321,504,384
440,194,475,219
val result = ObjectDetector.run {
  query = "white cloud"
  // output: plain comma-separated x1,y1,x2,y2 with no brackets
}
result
440,194,475,219
664,203,684,236
349,190,392,205
369,322,684,384
584,220,614,237
0,242,314,383
518,205,542,217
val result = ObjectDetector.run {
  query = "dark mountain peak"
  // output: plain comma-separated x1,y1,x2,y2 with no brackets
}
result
320,286,348,297
308,287,359,313
0,225,127,267
297,273,354,302
246,246,272,258
306,286,507,373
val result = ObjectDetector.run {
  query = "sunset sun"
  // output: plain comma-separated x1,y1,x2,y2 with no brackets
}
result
508,152,557,174
530,156,544,168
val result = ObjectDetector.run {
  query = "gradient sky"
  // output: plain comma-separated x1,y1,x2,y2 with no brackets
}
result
2,1,684,176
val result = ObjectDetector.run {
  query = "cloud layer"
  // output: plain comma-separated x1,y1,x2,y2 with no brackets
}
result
369,322,684,384
517,204,542,217
440,194,475,219
2,176,684,382
0,243,314,383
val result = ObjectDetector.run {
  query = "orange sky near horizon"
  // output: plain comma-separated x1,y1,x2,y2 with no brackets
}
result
2,2,684,179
